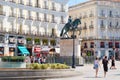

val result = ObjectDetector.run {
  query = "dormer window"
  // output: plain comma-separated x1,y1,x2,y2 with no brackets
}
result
109,11,113,17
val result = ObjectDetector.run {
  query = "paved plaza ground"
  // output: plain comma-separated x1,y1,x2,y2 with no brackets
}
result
45,61,120,80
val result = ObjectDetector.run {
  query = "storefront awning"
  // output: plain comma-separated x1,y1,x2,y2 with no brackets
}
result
34,47,41,53
18,46,30,55
41,48,60,54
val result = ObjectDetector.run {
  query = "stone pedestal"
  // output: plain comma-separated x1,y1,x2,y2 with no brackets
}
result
60,38,84,66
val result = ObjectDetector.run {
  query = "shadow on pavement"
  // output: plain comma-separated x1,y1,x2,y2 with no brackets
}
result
114,74,120,76
84,76,103,78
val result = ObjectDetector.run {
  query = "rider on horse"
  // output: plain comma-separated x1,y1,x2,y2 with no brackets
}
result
60,16,81,38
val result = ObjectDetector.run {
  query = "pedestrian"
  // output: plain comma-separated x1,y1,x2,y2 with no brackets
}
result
93,57,100,77
42,57,46,64
110,56,116,69
102,56,108,77
38,57,41,64
30,56,34,63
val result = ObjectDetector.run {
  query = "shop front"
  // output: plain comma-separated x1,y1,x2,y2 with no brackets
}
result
26,37,32,56
41,47,56,57
9,47,15,56
34,46,41,58
0,35,5,56
27,45,32,56
17,46,30,56
17,36,30,56
8,35,16,56
0,47,4,56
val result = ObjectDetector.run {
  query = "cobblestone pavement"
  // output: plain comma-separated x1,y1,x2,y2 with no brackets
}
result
45,61,120,80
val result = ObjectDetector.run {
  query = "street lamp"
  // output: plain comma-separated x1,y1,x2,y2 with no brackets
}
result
71,22,81,68
60,16,81,68
71,27,76,68
113,46,115,59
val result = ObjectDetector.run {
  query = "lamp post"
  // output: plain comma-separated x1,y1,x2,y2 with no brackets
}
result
113,36,116,60
113,47,115,58
72,27,76,68
71,19,81,68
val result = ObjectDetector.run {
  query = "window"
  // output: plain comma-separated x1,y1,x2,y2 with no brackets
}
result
36,12,40,20
83,12,87,18
19,9,23,18
61,4,64,12
52,15,55,23
51,28,56,37
29,0,32,6
17,38,24,46
9,36,16,44
116,21,119,27
100,42,105,48
61,16,64,23
0,35,4,43
100,20,104,26
101,10,105,16
44,1,48,9
84,43,87,48
52,2,55,10
115,42,119,48
79,13,82,19
89,21,94,28
90,42,94,48
109,42,113,48
89,10,94,17
109,22,112,27
28,11,31,19
0,47,4,54
0,5,3,15
44,14,47,22
10,7,14,17
109,11,112,17
83,22,87,29
36,0,39,7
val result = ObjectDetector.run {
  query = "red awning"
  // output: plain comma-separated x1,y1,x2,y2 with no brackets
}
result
34,47,41,53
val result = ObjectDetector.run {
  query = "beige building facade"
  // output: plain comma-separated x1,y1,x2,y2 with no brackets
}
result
69,0,120,59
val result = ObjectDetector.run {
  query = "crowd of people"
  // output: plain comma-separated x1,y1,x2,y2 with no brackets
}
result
93,56,116,78
30,56,46,64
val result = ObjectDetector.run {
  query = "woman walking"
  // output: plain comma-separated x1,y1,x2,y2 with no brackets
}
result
110,56,116,69
93,57,100,77
102,56,108,77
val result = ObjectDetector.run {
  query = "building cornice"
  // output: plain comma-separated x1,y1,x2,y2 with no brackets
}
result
0,0,67,17
69,0,120,11
53,0,69,5
69,0,97,11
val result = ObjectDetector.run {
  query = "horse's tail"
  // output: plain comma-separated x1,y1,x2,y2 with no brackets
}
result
60,28,64,37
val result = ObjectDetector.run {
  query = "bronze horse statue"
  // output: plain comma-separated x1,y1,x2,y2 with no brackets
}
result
60,18,81,38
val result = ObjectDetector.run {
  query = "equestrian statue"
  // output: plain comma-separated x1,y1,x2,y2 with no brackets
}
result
60,16,81,38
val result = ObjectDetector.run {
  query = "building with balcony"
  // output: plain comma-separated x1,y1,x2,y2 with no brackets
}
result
69,0,120,59
0,0,69,56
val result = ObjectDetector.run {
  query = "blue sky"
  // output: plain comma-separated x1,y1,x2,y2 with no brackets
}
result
68,0,89,6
